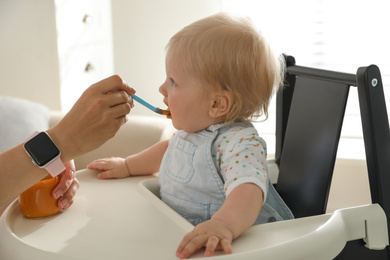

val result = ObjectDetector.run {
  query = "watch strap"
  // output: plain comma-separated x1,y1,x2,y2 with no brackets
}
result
25,131,66,177
45,156,66,177
25,131,40,141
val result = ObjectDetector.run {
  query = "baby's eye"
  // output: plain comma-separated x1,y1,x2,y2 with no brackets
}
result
170,78,177,86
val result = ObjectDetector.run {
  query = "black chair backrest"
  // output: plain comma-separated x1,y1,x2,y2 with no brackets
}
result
275,55,390,259
274,55,349,218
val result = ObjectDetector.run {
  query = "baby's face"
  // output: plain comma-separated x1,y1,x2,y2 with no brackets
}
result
159,50,217,133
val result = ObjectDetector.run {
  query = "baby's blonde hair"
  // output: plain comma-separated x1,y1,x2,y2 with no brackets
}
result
166,13,284,123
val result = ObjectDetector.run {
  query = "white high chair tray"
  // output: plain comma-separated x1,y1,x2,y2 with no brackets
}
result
0,169,387,259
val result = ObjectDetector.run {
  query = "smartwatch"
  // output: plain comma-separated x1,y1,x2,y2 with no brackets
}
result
24,131,66,177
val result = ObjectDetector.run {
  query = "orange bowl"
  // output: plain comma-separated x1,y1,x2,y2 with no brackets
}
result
19,175,61,218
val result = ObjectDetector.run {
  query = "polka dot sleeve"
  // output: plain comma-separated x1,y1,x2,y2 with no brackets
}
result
216,126,269,202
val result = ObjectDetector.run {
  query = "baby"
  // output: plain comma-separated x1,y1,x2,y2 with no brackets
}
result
88,13,293,259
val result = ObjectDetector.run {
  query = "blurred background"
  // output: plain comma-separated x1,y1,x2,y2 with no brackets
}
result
1,0,389,159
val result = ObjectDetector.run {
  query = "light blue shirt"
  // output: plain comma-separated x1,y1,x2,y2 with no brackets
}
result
159,122,294,226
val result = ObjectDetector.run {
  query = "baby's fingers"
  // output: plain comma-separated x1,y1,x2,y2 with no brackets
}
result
177,233,205,259
204,236,219,257
176,234,192,258
96,170,119,180
204,237,232,257
219,238,233,255
87,159,110,170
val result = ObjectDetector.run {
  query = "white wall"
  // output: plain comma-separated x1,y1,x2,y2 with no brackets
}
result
0,0,221,113
110,0,221,116
0,0,61,110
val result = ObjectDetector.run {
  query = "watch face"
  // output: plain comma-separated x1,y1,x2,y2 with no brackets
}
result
24,132,60,167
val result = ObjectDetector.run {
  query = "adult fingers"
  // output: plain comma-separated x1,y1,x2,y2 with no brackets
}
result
106,90,131,108
58,178,80,210
53,170,73,200
94,75,136,96
109,99,132,119
65,160,76,180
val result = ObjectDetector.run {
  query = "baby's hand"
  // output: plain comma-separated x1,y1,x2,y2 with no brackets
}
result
87,157,130,179
176,219,233,259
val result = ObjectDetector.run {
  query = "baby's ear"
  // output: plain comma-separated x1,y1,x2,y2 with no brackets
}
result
209,91,231,118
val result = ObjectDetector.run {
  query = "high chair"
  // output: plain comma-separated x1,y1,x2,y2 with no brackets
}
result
272,54,390,259
0,55,388,259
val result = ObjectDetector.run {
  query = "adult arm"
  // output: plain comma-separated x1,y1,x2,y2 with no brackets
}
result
0,75,135,207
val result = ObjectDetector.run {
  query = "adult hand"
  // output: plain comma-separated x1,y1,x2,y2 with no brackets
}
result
48,75,136,162
52,160,79,210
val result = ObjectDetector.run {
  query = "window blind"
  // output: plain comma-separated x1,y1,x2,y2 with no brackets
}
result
222,0,390,159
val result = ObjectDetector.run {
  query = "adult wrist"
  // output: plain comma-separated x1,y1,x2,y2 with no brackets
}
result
24,131,66,177
46,128,74,163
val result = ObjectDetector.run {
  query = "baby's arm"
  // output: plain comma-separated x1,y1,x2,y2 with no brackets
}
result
125,139,169,176
87,139,169,179
176,182,263,259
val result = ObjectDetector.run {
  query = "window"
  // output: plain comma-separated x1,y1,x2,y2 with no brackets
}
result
222,0,390,159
